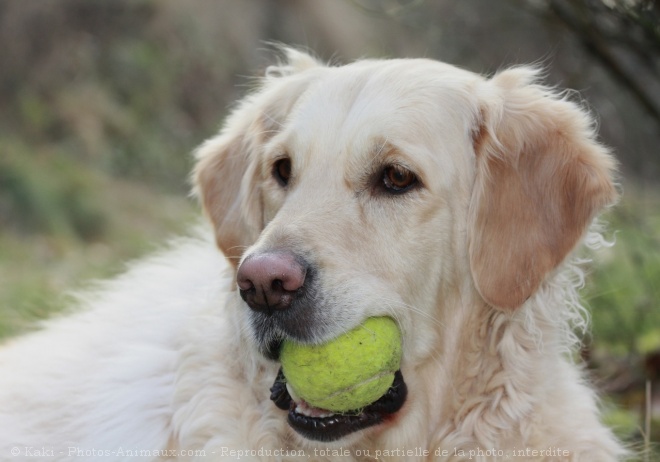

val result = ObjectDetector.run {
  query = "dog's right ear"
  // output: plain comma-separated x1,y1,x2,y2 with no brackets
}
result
194,48,322,266
468,67,618,310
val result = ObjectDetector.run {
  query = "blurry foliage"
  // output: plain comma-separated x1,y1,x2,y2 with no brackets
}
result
0,141,106,240
586,190,660,356
0,0,245,193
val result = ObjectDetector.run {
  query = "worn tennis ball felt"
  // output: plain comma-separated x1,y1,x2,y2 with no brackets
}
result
280,317,402,413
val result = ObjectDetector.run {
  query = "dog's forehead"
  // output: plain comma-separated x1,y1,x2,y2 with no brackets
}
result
273,59,481,179
294,59,478,133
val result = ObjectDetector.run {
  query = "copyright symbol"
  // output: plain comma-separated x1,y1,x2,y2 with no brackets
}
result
11,447,20,457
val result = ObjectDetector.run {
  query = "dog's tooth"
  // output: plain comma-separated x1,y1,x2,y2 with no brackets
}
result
295,403,314,417
293,399,335,419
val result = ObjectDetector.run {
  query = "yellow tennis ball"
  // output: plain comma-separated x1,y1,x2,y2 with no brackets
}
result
280,317,402,413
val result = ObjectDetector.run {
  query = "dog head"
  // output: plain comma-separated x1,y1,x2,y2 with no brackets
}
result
194,49,617,442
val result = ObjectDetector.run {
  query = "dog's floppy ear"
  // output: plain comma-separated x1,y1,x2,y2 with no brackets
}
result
193,118,261,265
194,48,322,265
468,67,618,310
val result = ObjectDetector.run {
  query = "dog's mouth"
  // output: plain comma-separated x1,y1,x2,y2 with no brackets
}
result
270,368,407,442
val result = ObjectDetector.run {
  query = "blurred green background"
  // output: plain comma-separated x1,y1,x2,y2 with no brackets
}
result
0,0,658,458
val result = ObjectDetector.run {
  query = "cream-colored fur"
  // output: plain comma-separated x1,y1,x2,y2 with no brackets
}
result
0,49,626,461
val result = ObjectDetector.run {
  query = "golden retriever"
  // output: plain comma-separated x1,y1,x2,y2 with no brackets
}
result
0,49,626,461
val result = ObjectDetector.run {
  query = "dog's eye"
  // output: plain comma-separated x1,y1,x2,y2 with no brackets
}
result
382,165,417,193
273,158,291,187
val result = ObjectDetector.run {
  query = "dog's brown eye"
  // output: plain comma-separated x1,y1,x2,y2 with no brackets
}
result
273,158,291,186
383,165,417,193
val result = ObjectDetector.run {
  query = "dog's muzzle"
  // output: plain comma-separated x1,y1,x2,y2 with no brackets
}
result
238,251,327,348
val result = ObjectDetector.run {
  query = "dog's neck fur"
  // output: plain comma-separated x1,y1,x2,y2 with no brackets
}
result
412,235,623,461
427,301,556,455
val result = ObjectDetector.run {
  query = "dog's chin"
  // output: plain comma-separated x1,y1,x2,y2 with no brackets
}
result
270,369,408,443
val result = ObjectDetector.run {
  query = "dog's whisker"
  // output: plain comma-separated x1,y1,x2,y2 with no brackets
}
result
380,297,446,330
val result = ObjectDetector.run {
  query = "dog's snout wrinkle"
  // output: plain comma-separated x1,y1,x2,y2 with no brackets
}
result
237,251,307,314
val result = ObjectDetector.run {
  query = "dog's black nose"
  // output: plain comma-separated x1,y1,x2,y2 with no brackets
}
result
237,252,307,314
